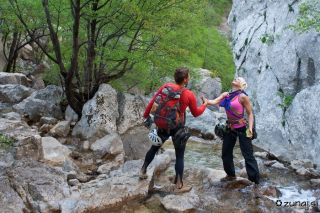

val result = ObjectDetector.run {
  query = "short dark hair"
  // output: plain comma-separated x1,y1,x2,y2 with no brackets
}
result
174,67,189,84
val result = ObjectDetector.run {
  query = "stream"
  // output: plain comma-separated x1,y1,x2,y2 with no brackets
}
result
109,137,320,213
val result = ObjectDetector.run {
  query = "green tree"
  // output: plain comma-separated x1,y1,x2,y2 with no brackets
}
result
288,0,320,34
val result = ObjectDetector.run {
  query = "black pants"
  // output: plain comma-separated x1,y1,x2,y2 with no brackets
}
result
222,126,260,184
143,125,186,185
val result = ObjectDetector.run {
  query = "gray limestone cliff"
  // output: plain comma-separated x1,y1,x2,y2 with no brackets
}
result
229,0,320,166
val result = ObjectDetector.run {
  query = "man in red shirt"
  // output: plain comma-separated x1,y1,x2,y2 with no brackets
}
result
140,66,208,194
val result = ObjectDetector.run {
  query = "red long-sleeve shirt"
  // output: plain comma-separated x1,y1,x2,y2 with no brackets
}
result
143,84,206,119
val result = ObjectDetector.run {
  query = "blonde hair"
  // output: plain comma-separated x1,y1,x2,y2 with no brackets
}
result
238,77,247,91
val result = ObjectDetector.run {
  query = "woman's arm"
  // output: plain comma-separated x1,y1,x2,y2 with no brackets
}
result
204,92,228,106
240,93,253,137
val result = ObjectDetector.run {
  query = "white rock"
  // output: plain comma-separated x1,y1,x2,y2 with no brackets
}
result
271,162,289,170
97,153,124,174
42,137,72,166
254,151,269,159
162,189,200,212
163,149,176,161
82,141,90,151
290,159,313,171
91,133,123,158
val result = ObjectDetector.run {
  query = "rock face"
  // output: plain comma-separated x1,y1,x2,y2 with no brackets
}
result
0,72,29,86
72,84,119,141
229,0,320,166
0,84,32,103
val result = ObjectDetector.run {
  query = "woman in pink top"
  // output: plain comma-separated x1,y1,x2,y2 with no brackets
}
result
201,77,261,198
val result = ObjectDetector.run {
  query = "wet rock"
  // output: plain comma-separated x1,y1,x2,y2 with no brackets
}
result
309,179,320,187
163,148,176,161
0,176,27,212
120,125,151,160
0,119,43,161
271,162,289,170
97,153,125,174
65,105,78,121
254,151,269,159
0,84,32,103
3,112,22,121
296,168,320,178
0,72,29,86
72,156,171,212
161,189,201,212
264,160,277,167
263,186,282,198
121,203,149,213
50,121,71,137
42,137,72,166
290,159,313,171
117,91,148,135
186,108,218,140
39,117,58,126
223,178,252,190
240,158,267,178
91,133,123,159
68,179,80,186
72,84,119,141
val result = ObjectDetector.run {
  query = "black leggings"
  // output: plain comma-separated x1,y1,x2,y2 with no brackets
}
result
222,126,260,184
142,126,186,185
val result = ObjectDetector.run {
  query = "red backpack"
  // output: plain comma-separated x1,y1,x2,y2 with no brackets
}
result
153,83,187,132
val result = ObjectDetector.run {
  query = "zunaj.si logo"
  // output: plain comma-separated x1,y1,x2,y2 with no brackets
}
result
275,199,319,208
276,200,282,206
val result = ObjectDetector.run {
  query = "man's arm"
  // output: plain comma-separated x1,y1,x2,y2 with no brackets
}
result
143,85,166,119
188,92,208,117
202,92,228,106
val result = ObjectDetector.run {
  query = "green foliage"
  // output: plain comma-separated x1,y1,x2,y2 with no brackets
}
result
245,38,248,45
282,120,286,127
289,4,295,12
287,0,320,34
264,11,267,19
0,132,14,152
265,64,269,69
259,34,280,46
276,92,295,112
258,51,261,56
257,69,261,74
233,16,236,22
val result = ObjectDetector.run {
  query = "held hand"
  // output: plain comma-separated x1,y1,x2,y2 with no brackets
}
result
246,128,253,138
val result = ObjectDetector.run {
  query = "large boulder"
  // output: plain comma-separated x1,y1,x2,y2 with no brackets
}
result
33,85,62,104
186,108,218,139
0,84,32,103
90,133,124,159
71,155,171,212
72,84,119,141
0,72,29,86
25,98,63,122
42,137,72,166
0,118,43,161
120,125,151,160
228,0,320,166
117,92,148,135
188,69,222,111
